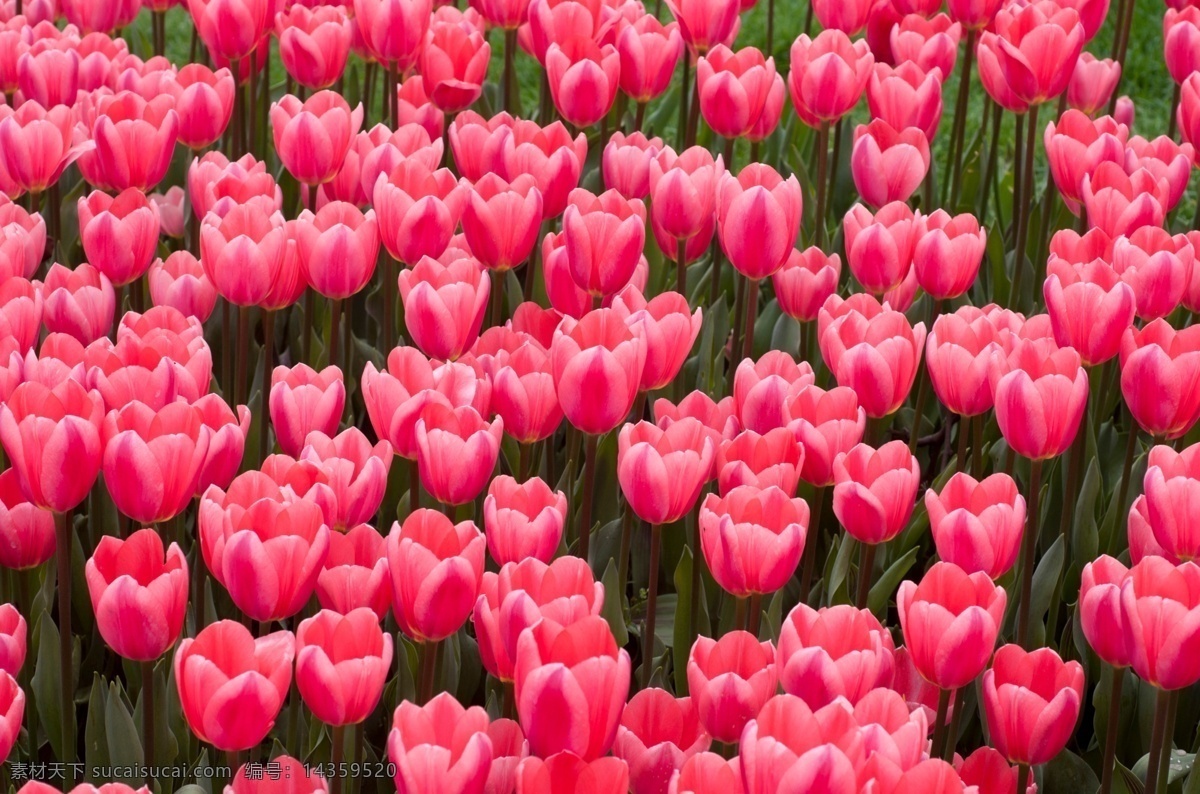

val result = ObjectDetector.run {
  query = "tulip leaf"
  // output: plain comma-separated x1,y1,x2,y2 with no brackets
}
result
105,679,144,783
672,547,709,696
456,632,483,707
31,611,65,762
1028,533,1065,646
600,559,629,648
84,674,110,780
867,547,919,618
1071,458,1102,575
1113,762,1146,794
826,534,855,606
770,309,800,360
1042,749,1100,794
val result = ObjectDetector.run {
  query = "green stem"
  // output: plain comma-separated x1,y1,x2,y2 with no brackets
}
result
1144,688,1170,794
828,119,843,219
55,509,75,785
973,412,985,479
978,100,1003,223
143,660,155,786
1115,423,1139,536
642,524,662,688
503,29,518,115
946,30,977,208
1098,665,1124,794
930,687,951,760
814,122,830,248
235,305,250,408
258,310,274,465
685,67,701,148
799,486,824,604
741,279,759,363
957,415,970,475
1016,765,1030,794
1011,104,1039,309
677,54,691,151
330,724,345,794
855,540,876,610
579,435,598,563
1016,458,1044,648
747,592,762,637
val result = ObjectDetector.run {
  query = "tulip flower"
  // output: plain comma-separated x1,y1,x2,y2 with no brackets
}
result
787,30,874,127
842,202,919,294
1081,162,1169,239
615,288,704,393
613,689,711,794
1110,227,1192,322
812,0,872,33
739,695,857,794
925,473,1025,579
866,61,943,141
1079,555,1134,669
0,469,56,571
174,64,236,150
891,13,961,76
1043,271,1136,367
913,210,986,300
687,631,776,743
776,603,894,708
604,132,664,200
199,471,330,623
772,248,842,324
618,420,715,526
985,1,1084,106
695,45,779,140
374,159,468,267
387,509,485,642
618,16,684,106
317,523,391,620
0,606,24,678
473,556,603,682
832,440,920,547
194,393,251,494
296,201,380,300
189,152,282,220
188,0,271,61
1126,135,1193,213
391,77,445,144
269,364,345,458
461,173,544,273
990,339,1089,460
516,753,630,794
820,299,927,418
16,47,80,110
716,427,803,496
717,164,802,281
300,429,392,532
82,91,179,193
0,101,86,195
0,672,20,766
388,692,493,793
669,752,743,794
173,620,294,751
699,485,808,598
200,202,288,307
514,616,631,760
664,0,739,55
957,747,1037,794
499,117,588,219
276,5,352,91
0,203,46,281
271,92,364,186
1180,73,1200,150
1044,111,1128,213
982,644,1085,765
76,188,160,288
420,18,491,113
352,0,432,72
654,392,740,448
85,528,188,661
41,262,115,345
551,309,646,435
483,475,568,565
563,188,646,298
1068,53,1121,116
359,124,445,204
850,120,930,208
415,404,503,507
491,339,564,445
296,608,393,726
545,39,620,129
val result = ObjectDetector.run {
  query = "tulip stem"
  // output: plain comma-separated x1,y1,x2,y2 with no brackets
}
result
329,299,342,374
855,541,876,610
686,67,701,149
408,457,420,511
1099,666,1124,794
142,660,155,787
1015,765,1030,794
930,687,951,759
676,54,691,151
728,274,747,394
676,235,688,304
956,415,970,475
689,498,703,644
54,509,75,785
1115,423,1140,538
741,278,759,364
222,301,233,397
489,272,504,328
972,415,984,478
388,61,399,137
578,434,598,564
618,504,634,599
1145,688,1171,794
351,722,364,794
634,102,646,132
942,688,962,761
1109,0,1137,108
235,305,250,409
1011,103,1039,310
945,29,978,209
766,0,776,55
827,119,843,214
503,29,518,115
799,486,825,604
258,310,274,464
978,100,1003,223
330,725,345,794
814,121,830,249
1016,458,1043,648
418,640,442,704
246,51,256,159
733,597,746,632
747,592,762,637
643,523,662,688
908,371,928,454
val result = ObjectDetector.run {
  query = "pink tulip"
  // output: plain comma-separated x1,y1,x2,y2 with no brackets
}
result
42,262,115,345
462,173,544,272
990,338,1088,460
271,91,364,186
699,485,809,598
1068,53,1121,116
296,201,380,300
613,689,711,794
415,403,503,507
716,428,803,496
617,16,684,104
842,201,919,294
717,164,802,281
832,440,920,546
388,692,493,794
276,5,352,90
317,523,391,620
850,120,930,208
296,607,393,726
926,472,1026,579
686,631,776,744
787,30,874,127
771,247,842,323
777,603,894,708
913,210,986,300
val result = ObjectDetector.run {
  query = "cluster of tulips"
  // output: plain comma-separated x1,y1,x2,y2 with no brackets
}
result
1,0,1200,789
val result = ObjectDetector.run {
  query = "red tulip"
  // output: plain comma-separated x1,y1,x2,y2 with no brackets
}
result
173,620,294,751
777,603,894,709
483,475,568,565
787,30,875,127
387,508,485,642
984,0,1084,106
462,173,544,273
271,91,363,186
1078,555,1134,669
687,631,776,743
0,469,56,571
926,473,1025,579
473,556,603,682
352,0,432,71
546,39,620,129
990,338,1088,460
832,440,920,546
516,753,630,794
563,188,646,297
866,61,943,141
850,120,930,208
199,471,330,623
421,17,491,113
891,14,961,77
296,607,392,726
415,403,502,506
1067,54,1120,116
388,692,493,794
42,262,115,345
0,101,86,195
982,644,1085,764
772,247,841,323
617,16,684,104
275,6,352,91
699,484,808,598
317,523,390,619
85,527,187,661
514,615,631,760
613,689,711,794
1043,270,1135,367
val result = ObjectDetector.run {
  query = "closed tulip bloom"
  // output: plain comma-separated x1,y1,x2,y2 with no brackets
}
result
957,747,1038,794
199,471,330,622
0,606,24,677
462,173,544,272
777,603,894,709
388,692,493,794
0,470,56,571
788,31,874,127
353,0,432,70
83,91,179,193
16,46,80,110
551,309,646,435
739,695,857,794
926,473,1025,579
77,187,159,288
785,384,865,487
188,0,270,61
700,484,811,604
516,753,629,794
913,210,986,300
388,508,485,642
0,669,20,764
189,152,282,220
301,428,392,531
420,21,490,113
374,159,467,267
295,607,392,726
483,475,568,564
716,428,803,496
1067,53,1120,115
832,441,920,546
0,102,86,195
194,393,251,494
1110,227,1192,322
1126,135,1194,213
391,77,445,144
975,32,1029,113
613,689,710,794
292,201,379,301
227,756,328,794
850,120,930,208
687,631,776,743
171,64,235,150
1180,74,1200,150
664,0,738,55
654,392,740,448
613,287,703,392
772,248,841,323
821,304,926,418
603,132,663,200
563,188,646,297
492,341,564,444
399,256,490,362
1081,162,1169,239
1078,555,1134,669
648,146,724,262
982,645,1085,765
545,39,619,129
42,262,115,344
988,1,1084,106
990,339,1088,460
415,403,502,506
271,92,363,186
174,620,294,751
842,202,919,295
0,380,104,513
695,45,777,139
1140,443,1200,562
514,615,631,760
62,0,139,33
617,16,683,104
866,62,943,141
812,0,872,33
1044,110,1127,213
102,401,211,524
1165,6,1200,84
85,528,187,661
732,351,815,436
276,5,351,91
897,562,1006,690
200,202,288,307
317,523,390,619
717,164,802,281
359,124,446,204
473,556,603,682
618,420,715,526
668,752,743,794
0,203,46,281
891,14,961,77
499,117,588,219
1043,270,1135,367
1115,555,1200,691
270,364,345,458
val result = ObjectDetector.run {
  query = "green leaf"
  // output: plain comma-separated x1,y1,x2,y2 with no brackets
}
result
84,674,109,780
1042,748,1100,794
1028,533,1066,644
1114,762,1146,794
672,546,709,696
105,680,144,783
1071,458,1102,571
826,534,855,606
600,559,629,648
32,611,64,762
867,547,919,617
